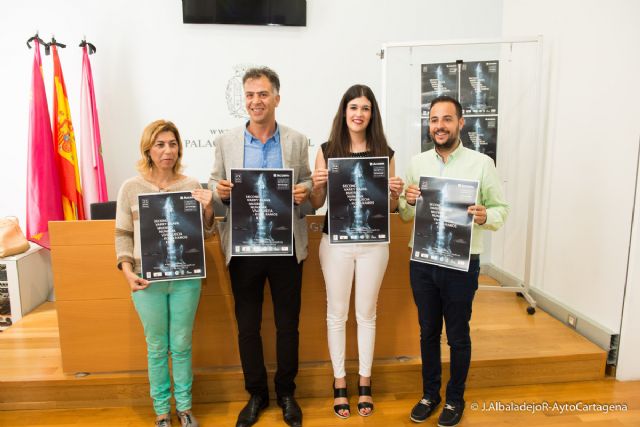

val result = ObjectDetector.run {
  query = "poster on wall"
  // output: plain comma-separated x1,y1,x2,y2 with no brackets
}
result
420,60,499,163
420,62,458,153
0,264,11,330
411,176,479,272
230,168,293,256
461,116,498,163
138,191,206,282
459,61,499,115
420,117,434,153
327,157,389,244
420,62,459,115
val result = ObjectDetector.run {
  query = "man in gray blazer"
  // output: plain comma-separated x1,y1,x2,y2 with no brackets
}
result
209,67,311,427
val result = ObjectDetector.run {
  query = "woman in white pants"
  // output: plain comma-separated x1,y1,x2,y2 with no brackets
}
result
310,84,404,418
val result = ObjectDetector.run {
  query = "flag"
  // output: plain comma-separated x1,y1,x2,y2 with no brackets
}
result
52,45,85,220
26,39,64,249
79,44,108,215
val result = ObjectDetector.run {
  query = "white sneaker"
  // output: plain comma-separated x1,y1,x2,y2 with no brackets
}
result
177,410,199,427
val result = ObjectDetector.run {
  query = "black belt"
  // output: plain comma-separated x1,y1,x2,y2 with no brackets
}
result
470,254,480,261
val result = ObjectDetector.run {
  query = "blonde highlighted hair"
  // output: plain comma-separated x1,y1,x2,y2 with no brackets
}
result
136,119,184,175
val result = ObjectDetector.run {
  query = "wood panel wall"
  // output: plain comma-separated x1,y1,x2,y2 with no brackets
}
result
49,215,418,373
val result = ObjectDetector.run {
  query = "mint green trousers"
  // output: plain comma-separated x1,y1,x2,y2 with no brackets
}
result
132,279,201,415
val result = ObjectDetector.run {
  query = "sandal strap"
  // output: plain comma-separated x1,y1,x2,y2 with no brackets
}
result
333,387,348,398
358,401,374,410
358,385,372,396
334,402,351,419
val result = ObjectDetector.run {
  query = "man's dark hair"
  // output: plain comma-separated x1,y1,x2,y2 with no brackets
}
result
243,66,280,94
429,95,463,119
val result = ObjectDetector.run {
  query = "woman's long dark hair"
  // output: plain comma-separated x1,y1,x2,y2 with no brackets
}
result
325,84,391,158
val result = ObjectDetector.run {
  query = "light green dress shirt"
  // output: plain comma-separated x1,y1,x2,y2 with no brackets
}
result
398,142,509,254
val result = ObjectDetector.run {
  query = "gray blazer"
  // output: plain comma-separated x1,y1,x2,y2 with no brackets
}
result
209,124,312,265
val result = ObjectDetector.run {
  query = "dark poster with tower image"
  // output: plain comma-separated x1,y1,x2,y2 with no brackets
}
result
459,61,499,115
460,116,498,163
420,62,459,153
138,191,206,282
411,176,479,272
230,168,294,256
420,62,458,112
421,60,499,164
327,157,389,244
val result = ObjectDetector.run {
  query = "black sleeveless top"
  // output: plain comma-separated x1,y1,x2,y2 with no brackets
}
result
320,142,395,234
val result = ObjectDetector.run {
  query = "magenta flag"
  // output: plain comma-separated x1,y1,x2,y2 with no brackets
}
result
26,39,63,249
79,45,108,215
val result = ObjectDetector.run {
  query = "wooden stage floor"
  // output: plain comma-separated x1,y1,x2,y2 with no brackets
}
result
1,379,639,426
0,279,612,415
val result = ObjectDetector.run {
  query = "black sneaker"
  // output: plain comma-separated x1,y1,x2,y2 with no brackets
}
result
438,402,464,427
410,397,440,423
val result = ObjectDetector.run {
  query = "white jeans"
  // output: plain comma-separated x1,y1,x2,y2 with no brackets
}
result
319,234,389,378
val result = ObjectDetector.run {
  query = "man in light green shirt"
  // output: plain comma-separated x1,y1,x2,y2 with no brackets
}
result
400,96,508,427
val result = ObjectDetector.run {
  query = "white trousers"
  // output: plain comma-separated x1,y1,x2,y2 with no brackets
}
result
319,234,389,378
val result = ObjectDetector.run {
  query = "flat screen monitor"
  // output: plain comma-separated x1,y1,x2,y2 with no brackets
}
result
182,0,307,26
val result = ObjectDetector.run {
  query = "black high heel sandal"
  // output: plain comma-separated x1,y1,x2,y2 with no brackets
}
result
333,380,350,419
357,379,374,417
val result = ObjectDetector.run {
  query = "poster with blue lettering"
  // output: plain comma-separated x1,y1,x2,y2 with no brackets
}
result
411,176,479,271
327,157,389,245
230,168,293,256
138,191,206,282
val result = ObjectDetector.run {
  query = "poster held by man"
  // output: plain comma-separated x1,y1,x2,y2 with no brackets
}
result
138,191,206,282
230,168,294,256
327,157,389,244
411,176,479,271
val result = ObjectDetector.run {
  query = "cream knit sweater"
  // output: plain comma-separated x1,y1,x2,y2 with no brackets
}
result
115,175,215,273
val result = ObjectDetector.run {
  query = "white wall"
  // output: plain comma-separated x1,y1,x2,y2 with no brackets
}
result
617,145,640,380
0,0,502,226
502,0,640,378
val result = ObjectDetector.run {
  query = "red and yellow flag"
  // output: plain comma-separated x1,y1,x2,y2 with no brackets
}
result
52,45,85,220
